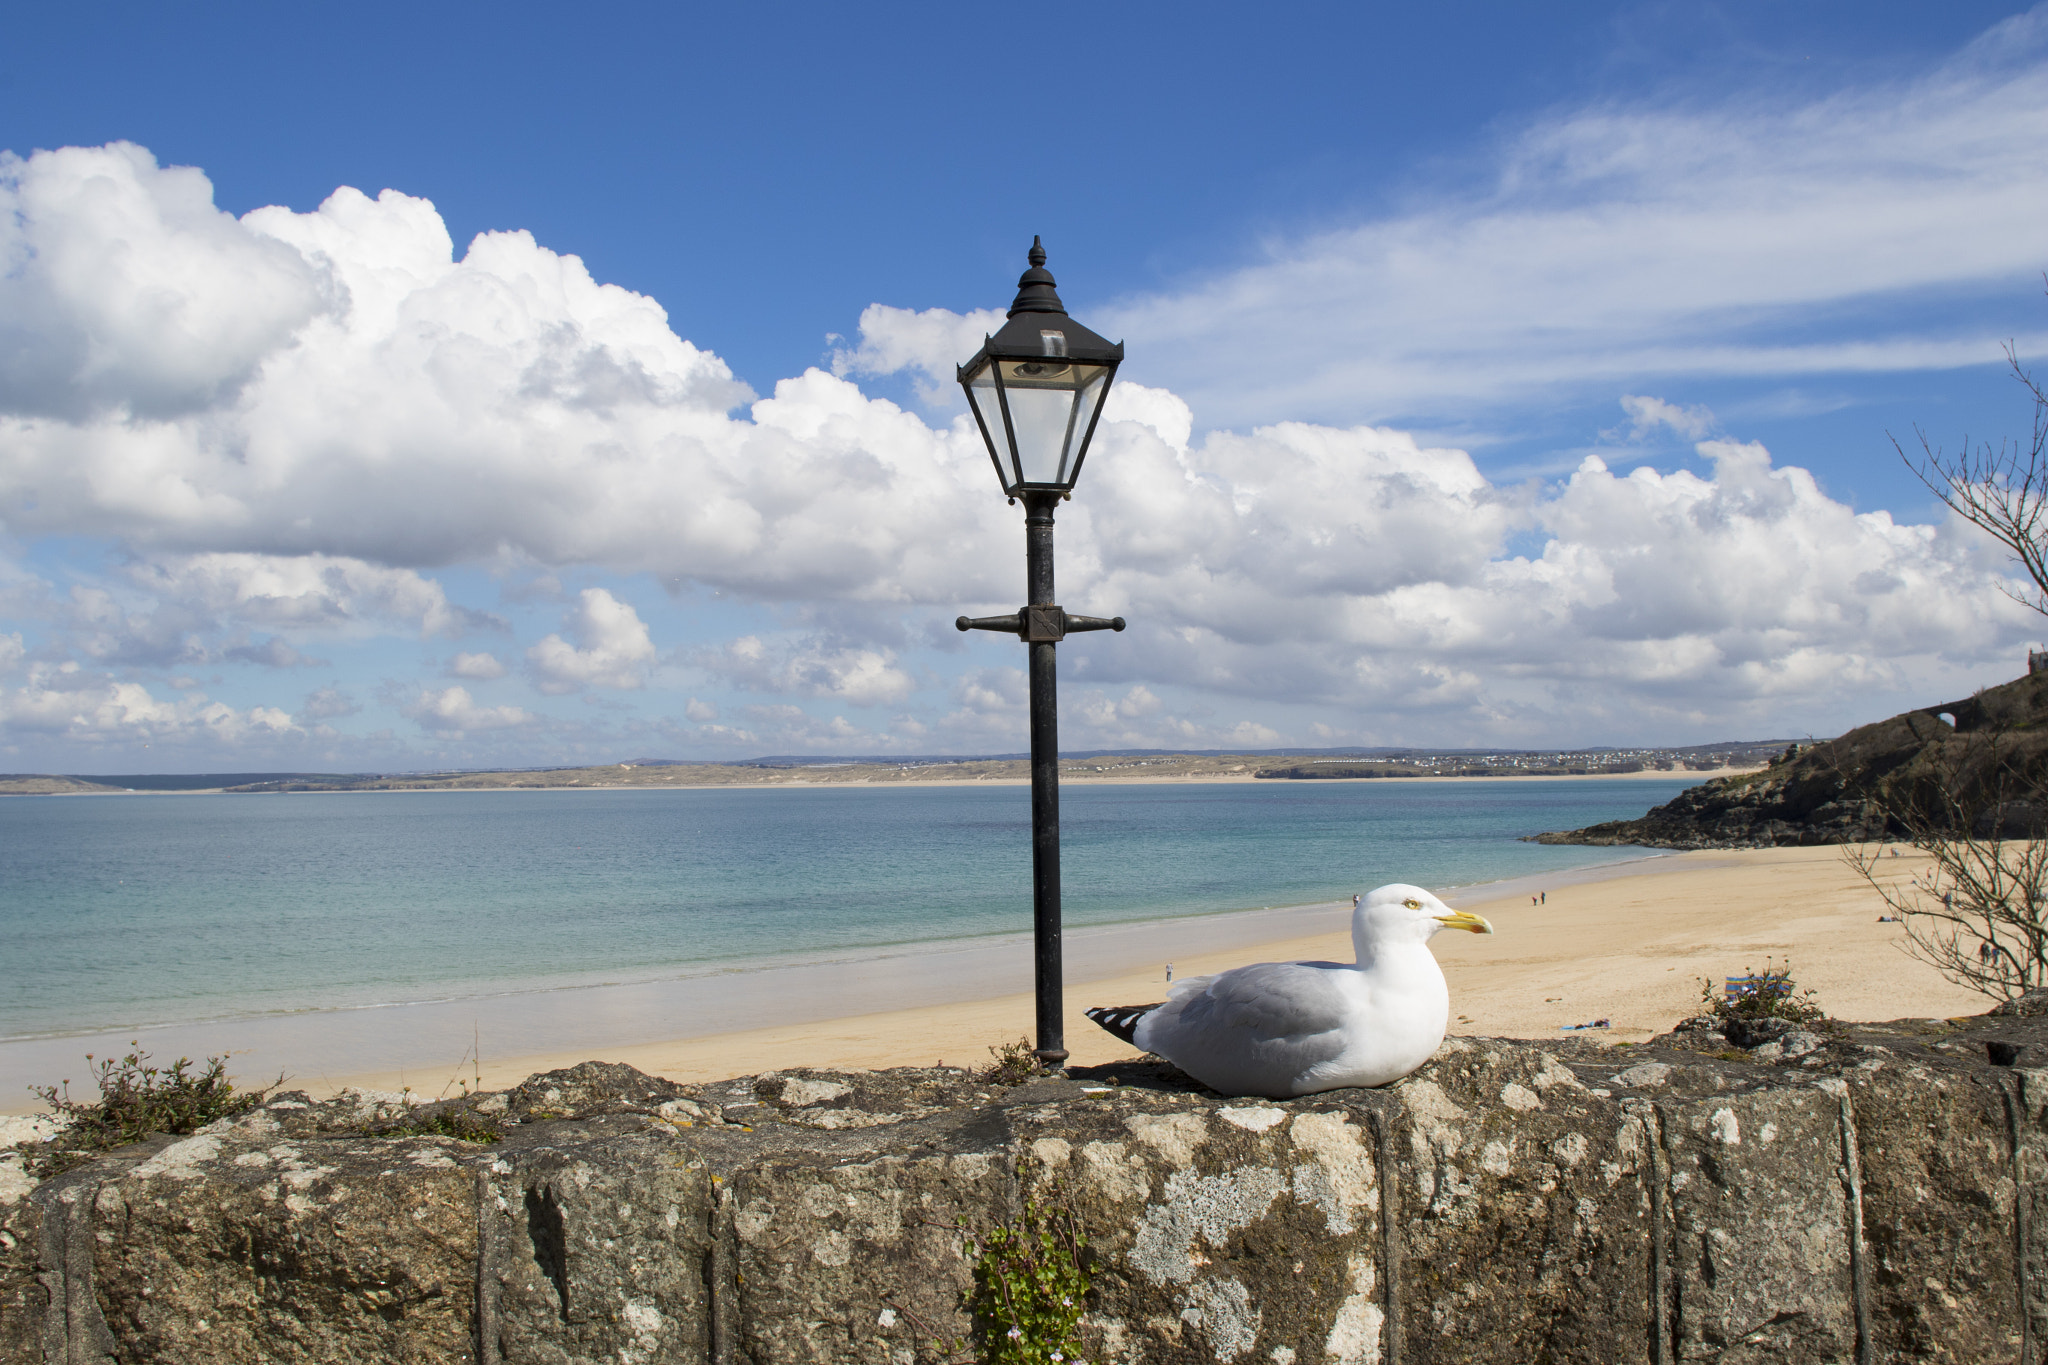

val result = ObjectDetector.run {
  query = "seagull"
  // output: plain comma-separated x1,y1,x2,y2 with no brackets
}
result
1085,884,1494,1098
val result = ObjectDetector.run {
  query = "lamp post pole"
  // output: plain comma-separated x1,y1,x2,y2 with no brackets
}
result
1022,489,1065,1062
962,502,1120,1066
954,238,1125,1069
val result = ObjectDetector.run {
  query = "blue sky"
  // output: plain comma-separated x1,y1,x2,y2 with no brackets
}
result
4,1,2048,771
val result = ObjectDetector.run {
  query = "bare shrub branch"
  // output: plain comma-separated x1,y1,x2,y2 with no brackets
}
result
1842,726,2048,1001
1898,342,2048,619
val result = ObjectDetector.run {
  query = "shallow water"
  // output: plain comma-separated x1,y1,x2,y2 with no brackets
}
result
0,778,1695,1042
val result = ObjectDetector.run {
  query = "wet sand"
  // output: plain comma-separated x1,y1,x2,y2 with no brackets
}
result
2,843,1987,1112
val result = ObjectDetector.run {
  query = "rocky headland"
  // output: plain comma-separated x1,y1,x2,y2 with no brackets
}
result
4,1003,2046,1363
1533,668,2048,849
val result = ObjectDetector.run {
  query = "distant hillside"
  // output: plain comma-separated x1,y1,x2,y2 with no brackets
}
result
0,772,353,796
2,742,1779,796
1533,670,2048,849
1254,739,1785,780
0,756,1274,794
0,775,131,795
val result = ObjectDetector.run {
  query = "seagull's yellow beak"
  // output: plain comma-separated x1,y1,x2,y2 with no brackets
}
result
1434,910,1495,935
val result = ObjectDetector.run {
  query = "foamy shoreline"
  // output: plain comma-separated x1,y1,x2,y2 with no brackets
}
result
7,839,1991,1115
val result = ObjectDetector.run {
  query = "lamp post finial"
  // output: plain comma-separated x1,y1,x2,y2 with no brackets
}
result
1011,237,1065,317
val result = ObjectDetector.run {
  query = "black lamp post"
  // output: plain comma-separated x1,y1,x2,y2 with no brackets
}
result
955,237,1125,1067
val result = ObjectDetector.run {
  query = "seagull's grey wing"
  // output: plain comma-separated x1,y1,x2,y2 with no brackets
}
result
1170,961,1353,1039
1136,961,1356,1097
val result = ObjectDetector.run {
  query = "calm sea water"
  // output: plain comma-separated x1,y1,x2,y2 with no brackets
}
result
0,779,1691,1041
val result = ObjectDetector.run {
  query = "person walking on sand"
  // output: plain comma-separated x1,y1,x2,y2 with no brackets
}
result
1541,891,1545,904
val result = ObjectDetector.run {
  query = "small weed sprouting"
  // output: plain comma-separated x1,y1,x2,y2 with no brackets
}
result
364,1104,502,1145
357,1085,500,1144
979,1038,1055,1087
28,1045,273,1176
1698,956,1831,1030
947,1169,1092,1365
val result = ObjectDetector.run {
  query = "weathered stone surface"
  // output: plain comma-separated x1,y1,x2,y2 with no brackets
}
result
5,1022,2048,1363
1721,1017,1798,1050
1846,1061,2022,1362
1391,1040,1652,1364
0,1178,42,1363
501,1060,690,1124
1010,1081,1381,1363
481,1118,713,1365
2009,1066,2048,1358
82,1113,481,1363
1994,987,2048,1018
1661,1083,1855,1361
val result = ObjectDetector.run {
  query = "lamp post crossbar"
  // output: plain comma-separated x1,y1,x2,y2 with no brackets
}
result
955,610,1127,641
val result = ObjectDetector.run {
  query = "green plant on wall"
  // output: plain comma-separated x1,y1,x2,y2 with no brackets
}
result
963,1169,1092,1365
978,1036,1057,1087
28,1045,274,1176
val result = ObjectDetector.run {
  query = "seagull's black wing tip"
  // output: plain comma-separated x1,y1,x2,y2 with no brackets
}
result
1085,1004,1161,1047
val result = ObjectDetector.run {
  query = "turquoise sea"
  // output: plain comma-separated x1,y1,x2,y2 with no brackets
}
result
0,778,1692,1044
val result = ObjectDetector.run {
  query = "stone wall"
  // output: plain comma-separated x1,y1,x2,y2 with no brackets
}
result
3,1009,2044,1363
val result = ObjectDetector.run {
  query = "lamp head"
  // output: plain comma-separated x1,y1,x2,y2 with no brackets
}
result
958,238,1123,499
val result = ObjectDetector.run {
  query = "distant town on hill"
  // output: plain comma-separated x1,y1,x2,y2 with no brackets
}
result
0,739,1792,795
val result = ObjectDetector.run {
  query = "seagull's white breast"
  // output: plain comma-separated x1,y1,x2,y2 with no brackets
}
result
1302,947,1450,1092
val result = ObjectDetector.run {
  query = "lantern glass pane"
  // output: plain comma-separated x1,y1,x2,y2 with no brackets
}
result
964,363,1017,483
996,359,1111,487
1074,366,1108,445
1000,383,1079,486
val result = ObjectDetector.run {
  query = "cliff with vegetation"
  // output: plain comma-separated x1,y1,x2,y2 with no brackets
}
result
1535,668,2048,849
4,1007,2046,1363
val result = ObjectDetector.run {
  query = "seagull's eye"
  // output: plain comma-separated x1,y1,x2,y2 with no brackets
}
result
1403,899,1421,909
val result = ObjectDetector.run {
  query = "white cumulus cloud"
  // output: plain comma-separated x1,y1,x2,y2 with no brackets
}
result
0,143,330,422
402,686,534,732
1618,394,1716,442
1,137,2044,760
0,144,1015,605
301,686,360,720
4,550,497,673
0,660,298,748
127,553,497,638
447,651,507,680
698,633,916,707
525,588,656,694
829,303,1004,404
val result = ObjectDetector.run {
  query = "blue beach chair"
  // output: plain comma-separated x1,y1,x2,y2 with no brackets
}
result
1724,974,1792,1002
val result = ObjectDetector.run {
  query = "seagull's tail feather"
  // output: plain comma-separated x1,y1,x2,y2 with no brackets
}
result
1086,1004,1160,1047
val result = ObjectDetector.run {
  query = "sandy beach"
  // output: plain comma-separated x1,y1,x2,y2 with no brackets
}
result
0,841,1990,1113
215,843,1987,1106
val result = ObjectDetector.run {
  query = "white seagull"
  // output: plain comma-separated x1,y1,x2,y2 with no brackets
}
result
1086,884,1494,1098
